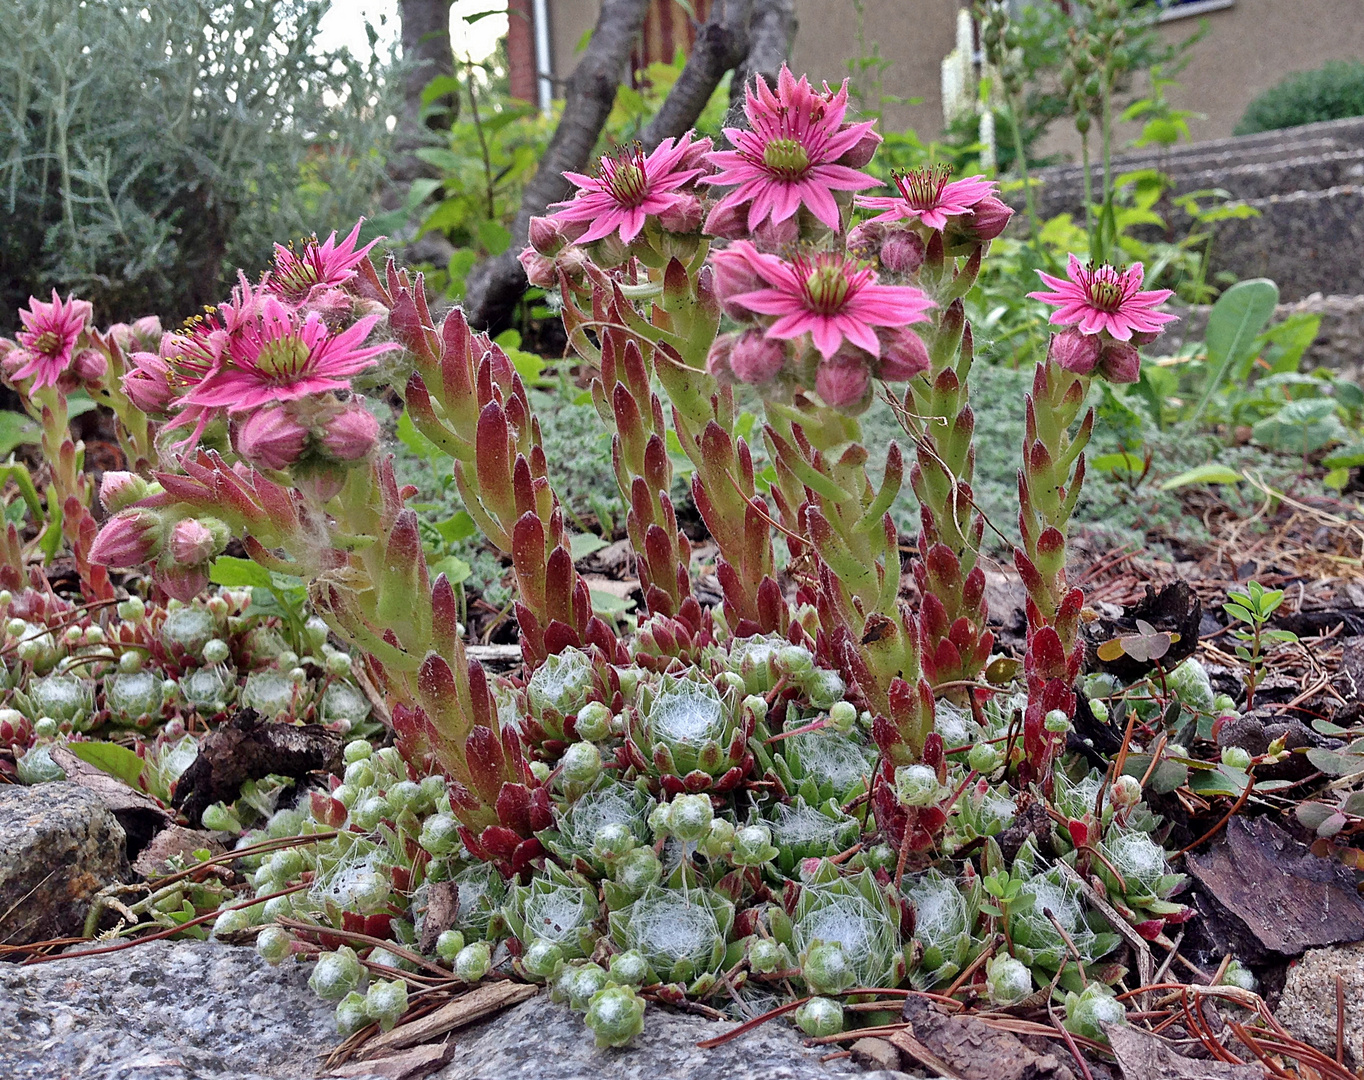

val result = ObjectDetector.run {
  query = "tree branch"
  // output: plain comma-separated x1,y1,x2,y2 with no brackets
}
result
638,0,753,151
461,0,651,332
730,0,797,107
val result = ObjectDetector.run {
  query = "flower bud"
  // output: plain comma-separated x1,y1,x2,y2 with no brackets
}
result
99,471,149,513
794,996,843,1037
436,930,465,961
964,195,1013,241
815,353,872,411
986,954,1033,1004
559,741,602,790
584,984,646,1048
877,326,930,380
657,194,704,234
117,596,146,623
309,947,364,1001
235,406,308,471
749,937,781,973
705,331,737,380
968,741,1003,774
880,229,926,275
895,763,941,807
71,348,107,383
454,941,492,982
1108,774,1142,812
827,700,858,734
366,978,408,1031
169,518,220,566
609,950,649,986
518,247,557,289
1098,340,1141,384
522,937,564,979
729,330,786,385
528,215,566,256
845,220,886,261
90,509,165,567
703,199,750,240
837,125,882,168
667,793,714,843
803,941,855,994
256,925,292,964
574,700,612,741
1221,746,1253,771
752,213,800,251
1049,329,1100,375
319,404,380,463
709,248,763,320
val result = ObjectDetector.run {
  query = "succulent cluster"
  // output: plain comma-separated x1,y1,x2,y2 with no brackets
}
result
0,58,1217,1055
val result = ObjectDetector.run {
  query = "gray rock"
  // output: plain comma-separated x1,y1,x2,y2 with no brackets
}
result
1276,941,1364,1070
0,938,373,1080
434,993,878,1080
0,781,127,943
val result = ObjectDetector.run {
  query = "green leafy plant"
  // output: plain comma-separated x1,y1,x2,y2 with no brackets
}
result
1236,60,1364,135
1224,581,1298,710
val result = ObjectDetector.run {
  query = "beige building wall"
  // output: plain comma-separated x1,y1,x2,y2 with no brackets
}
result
544,0,1364,157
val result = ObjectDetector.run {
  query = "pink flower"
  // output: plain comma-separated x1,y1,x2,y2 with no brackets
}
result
703,66,879,233
9,291,92,389
184,298,396,413
550,135,711,245
271,220,380,303
858,167,997,231
1028,255,1176,342
722,241,933,360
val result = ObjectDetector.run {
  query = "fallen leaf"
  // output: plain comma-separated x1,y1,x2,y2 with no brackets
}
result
1106,1021,1261,1080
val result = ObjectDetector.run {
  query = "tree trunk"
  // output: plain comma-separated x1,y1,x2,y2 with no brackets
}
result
398,0,458,147
730,0,797,106
461,0,651,333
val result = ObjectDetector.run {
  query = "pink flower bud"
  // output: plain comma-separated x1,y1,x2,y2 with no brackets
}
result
123,353,177,413
965,196,1013,241
89,509,164,567
169,518,218,565
706,333,738,380
846,221,885,261
588,231,630,268
880,230,926,275
836,125,882,168
320,404,380,462
555,246,589,280
99,471,149,513
752,213,799,252
677,136,715,175
703,199,750,241
157,562,210,603
1131,330,1161,346
235,406,308,471
657,194,704,234
1,346,28,378
1099,340,1141,384
302,287,354,330
709,248,763,321
729,331,786,384
518,248,557,289
528,216,565,256
1049,329,1101,375
130,316,163,348
815,353,872,411
877,327,931,380
105,324,134,350
71,348,107,383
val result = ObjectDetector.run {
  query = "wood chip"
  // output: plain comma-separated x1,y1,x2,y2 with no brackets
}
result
1106,1021,1262,1080
358,981,538,1057
896,997,1075,1080
849,1036,902,1072
323,1040,456,1079
888,1029,962,1078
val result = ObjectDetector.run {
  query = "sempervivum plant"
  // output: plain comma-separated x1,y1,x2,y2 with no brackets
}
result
0,52,1195,1053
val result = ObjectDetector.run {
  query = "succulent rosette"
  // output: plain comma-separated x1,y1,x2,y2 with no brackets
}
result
504,864,602,962
607,884,735,991
901,871,977,988
762,727,875,805
624,672,755,794
521,646,619,758
765,797,862,875
536,780,653,876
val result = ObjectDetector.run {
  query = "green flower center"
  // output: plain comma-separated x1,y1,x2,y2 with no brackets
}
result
601,148,650,207
31,330,61,354
1089,277,1124,310
893,164,952,209
803,262,851,314
763,138,811,180
254,335,310,380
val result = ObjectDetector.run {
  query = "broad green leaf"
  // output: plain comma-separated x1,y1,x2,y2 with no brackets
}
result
1091,451,1145,475
478,220,513,256
1190,278,1280,423
0,411,40,457
590,589,634,615
434,512,477,544
210,556,273,589
1294,802,1335,830
569,533,609,561
1306,747,1361,776
1160,464,1243,490
429,554,471,585
67,740,151,790
1251,399,1346,453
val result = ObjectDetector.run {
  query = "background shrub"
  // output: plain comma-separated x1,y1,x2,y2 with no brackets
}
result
0,0,393,332
1235,60,1364,135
